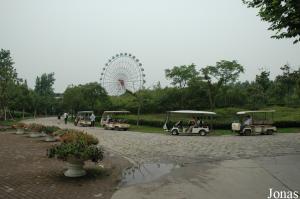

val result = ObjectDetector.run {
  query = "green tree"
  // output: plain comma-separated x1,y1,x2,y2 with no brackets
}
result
165,64,198,108
201,60,244,110
0,49,18,120
34,73,56,116
8,80,32,118
165,64,198,88
243,0,300,43
62,82,110,115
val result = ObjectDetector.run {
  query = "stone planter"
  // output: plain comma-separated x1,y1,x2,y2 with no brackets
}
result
44,135,56,142
29,132,46,138
64,159,86,177
16,128,25,135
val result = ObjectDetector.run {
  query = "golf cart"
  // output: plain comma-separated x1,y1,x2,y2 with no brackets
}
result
163,110,216,136
100,111,130,131
74,111,94,127
231,110,277,136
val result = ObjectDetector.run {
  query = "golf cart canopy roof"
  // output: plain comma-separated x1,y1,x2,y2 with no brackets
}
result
102,111,130,114
77,111,93,113
237,110,275,115
168,110,216,115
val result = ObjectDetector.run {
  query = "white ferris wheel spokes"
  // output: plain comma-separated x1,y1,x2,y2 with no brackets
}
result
100,53,145,96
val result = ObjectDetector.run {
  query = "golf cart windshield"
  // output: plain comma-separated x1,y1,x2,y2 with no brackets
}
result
77,111,93,120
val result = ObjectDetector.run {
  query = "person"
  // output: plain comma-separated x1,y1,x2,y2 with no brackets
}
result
243,115,252,126
196,117,204,127
241,115,252,131
186,116,196,133
90,113,96,127
63,112,68,124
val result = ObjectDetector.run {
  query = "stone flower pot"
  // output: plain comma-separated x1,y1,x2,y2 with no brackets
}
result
44,134,57,142
29,131,46,138
16,128,25,135
64,159,86,177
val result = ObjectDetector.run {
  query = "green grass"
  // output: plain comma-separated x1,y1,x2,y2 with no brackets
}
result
0,116,34,127
277,128,300,133
126,106,300,122
0,119,19,126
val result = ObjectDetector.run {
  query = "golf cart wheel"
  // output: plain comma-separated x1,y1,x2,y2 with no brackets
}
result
171,129,179,136
266,130,274,135
115,126,119,131
199,130,207,136
244,130,252,136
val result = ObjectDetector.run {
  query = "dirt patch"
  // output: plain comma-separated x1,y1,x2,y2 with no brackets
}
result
0,131,131,199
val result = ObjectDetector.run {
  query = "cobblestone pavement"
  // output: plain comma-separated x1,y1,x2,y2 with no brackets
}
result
26,117,300,164
0,131,128,199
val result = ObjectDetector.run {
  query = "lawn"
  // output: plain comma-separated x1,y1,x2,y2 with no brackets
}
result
126,106,300,123
0,119,20,126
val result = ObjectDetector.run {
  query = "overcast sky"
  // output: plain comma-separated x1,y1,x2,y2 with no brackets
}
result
0,0,299,93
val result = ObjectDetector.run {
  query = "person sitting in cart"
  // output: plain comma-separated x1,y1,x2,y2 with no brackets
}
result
186,117,196,133
242,115,252,130
175,120,183,129
196,117,204,127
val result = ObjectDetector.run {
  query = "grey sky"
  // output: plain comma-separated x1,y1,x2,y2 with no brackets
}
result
1,0,299,93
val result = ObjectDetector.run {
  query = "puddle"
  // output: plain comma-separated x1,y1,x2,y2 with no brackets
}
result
121,163,181,186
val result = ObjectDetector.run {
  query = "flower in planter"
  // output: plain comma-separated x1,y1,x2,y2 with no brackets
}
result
15,122,27,129
27,123,46,138
44,126,60,142
15,123,27,134
47,130,103,177
28,123,45,133
44,126,60,136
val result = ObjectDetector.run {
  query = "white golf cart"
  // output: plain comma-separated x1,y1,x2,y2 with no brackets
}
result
100,111,130,131
74,111,94,127
163,110,216,136
231,110,277,136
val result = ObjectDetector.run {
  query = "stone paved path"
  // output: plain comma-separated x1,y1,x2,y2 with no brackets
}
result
26,117,300,164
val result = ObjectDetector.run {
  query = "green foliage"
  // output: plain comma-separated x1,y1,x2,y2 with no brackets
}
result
34,73,56,115
47,131,103,162
27,123,45,132
15,122,27,128
165,64,198,88
44,126,60,135
0,49,19,118
243,0,300,44
60,130,99,145
63,82,110,115
201,60,244,110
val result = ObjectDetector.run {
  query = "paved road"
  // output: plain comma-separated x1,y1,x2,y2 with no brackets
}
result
25,117,300,199
26,117,300,164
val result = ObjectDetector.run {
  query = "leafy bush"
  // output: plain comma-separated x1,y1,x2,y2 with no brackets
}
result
60,130,99,145
47,131,103,162
44,126,60,135
15,122,27,129
27,123,45,132
53,129,69,136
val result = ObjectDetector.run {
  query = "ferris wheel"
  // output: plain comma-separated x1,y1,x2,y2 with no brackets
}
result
100,53,145,96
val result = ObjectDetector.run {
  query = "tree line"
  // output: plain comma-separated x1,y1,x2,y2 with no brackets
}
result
1,48,300,121
110,62,300,114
